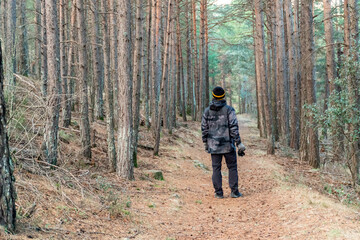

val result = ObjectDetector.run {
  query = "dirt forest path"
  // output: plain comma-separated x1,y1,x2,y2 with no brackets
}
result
126,114,360,240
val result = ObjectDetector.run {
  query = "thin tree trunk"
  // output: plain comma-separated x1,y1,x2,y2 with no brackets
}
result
151,0,161,134
323,0,336,139
132,0,145,168
164,16,171,131
117,0,134,179
43,0,62,165
0,1,6,42
192,0,199,121
253,23,265,137
104,0,116,172
154,0,173,156
35,0,42,78
5,0,16,87
92,0,105,120
285,0,300,149
170,24,177,132
293,0,301,149
198,0,206,118
344,0,350,56
186,0,194,120
204,0,210,106
276,0,290,145
0,39,16,234
63,1,77,128
323,0,336,93
270,1,279,142
299,0,320,168
255,0,274,154
110,0,119,129
176,0,187,121
41,0,48,97
77,0,92,159
60,0,69,128
145,0,152,128
19,0,29,76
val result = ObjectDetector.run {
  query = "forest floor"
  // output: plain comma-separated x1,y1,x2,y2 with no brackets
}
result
2,114,360,240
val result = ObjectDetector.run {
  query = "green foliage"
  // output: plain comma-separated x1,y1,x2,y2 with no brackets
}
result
96,176,132,219
207,2,255,111
108,191,132,218
313,48,360,184
96,176,112,192
154,172,164,181
59,130,75,142
324,50,360,142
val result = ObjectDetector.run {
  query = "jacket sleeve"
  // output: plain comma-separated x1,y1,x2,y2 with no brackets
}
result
228,107,241,144
201,109,209,143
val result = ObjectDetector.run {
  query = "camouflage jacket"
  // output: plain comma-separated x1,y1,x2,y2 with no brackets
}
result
201,99,241,154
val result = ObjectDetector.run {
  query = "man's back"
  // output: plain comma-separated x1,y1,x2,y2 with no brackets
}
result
201,99,240,154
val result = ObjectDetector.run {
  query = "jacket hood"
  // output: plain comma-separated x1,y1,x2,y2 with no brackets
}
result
210,99,226,111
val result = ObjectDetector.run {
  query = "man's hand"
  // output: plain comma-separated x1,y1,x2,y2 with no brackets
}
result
237,142,246,157
237,142,246,152
238,150,245,157
204,142,209,152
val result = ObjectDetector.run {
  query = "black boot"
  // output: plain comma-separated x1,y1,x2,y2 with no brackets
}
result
231,191,243,198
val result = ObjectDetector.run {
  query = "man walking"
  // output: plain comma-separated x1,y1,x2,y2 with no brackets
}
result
201,86,246,199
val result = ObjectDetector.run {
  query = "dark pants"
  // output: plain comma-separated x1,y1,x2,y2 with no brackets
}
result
211,150,238,195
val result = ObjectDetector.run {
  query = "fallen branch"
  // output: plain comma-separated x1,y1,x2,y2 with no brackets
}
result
138,144,154,151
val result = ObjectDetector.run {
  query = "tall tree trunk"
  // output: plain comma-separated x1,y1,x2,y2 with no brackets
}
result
89,2,97,123
344,0,350,56
170,25,177,132
186,0,195,120
60,0,69,128
132,0,145,168
192,0,199,121
323,0,335,139
198,0,206,118
5,0,16,87
144,0,152,128
0,39,16,234
104,0,116,172
270,1,279,142
110,0,120,129
117,0,134,179
253,23,265,137
63,1,77,128
285,0,300,149
41,0,48,97
35,0,42,78
77,0,92,160
154,0,173,156
204,0,210,106
163,17,171,131
299,0,320,168
323,0,336,94
276,0,290,145
255,0,274,154
19,0,29,76
0,1,5,42
293,0,301,149
92,0,105,120
43,0,62,165
151,0,161,134
176,0,187,121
